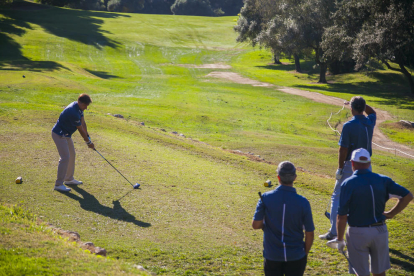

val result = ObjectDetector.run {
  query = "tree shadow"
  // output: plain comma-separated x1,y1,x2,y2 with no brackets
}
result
84,69,121,79
61,186,151,228
257,60,319,75
0,1,129,70
2,2,128,49
389,248,414,272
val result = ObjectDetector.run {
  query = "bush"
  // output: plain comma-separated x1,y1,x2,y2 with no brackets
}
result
171,0,214,16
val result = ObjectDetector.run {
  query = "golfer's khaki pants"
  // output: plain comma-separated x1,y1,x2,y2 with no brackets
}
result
52,131,76,186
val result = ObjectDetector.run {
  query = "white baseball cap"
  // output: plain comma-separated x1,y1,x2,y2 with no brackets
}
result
351,148,371,163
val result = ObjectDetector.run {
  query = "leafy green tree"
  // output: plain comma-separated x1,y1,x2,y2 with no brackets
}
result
107,0,144,12
234,0,284,65
0,0,13,6
210,0,243,16
171,0,214,16
322,0,414,93
141,0,175,14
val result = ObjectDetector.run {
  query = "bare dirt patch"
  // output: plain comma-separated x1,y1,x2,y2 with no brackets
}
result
207,72,414,159
206,71,274,87
175,63,232,69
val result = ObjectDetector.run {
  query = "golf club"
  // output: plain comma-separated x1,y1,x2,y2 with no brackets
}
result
94,149,140,189
327,241,359,276
341,250,359,276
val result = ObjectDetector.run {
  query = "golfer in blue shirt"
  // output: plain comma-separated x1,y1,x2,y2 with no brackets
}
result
52,94,95,192
320,96,377,240
328,148,413,276
253,161,315,276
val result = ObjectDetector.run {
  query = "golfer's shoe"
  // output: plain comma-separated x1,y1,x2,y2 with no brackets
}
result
319,232,337,240
54,184,71,192
64,179,83,185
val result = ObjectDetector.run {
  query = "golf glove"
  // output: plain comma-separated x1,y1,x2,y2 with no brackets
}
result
335,168,343,180
327,238,346,252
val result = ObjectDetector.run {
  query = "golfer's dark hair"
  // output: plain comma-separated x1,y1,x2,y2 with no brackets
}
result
277,161,297,185
350,96,365,114
78,94,92,104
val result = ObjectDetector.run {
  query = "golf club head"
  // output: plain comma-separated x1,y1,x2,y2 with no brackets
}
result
133,183,141,189
324,211,331,220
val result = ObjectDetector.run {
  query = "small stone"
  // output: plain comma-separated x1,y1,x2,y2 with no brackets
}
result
179,134,185,137
94,247,107,256
171,131,178,135
114,114,124,118
160,128,166,132
139,122,145,126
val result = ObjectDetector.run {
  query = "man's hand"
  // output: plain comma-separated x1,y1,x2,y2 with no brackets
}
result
383,211,394,220
86,140,95,149
327,238,346,252
335,168,343,180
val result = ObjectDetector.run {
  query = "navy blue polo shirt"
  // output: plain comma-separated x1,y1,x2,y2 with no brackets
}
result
253,185,314,262
339,114,376,160
338,169,410,226
52,102,83,137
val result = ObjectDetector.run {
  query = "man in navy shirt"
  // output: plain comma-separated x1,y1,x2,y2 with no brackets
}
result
320,96,377,240
52,94,95,192
253,161,315,276
328,148,413,276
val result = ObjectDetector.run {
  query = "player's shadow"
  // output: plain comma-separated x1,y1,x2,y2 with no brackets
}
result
62,186,151,228
389,248,414,272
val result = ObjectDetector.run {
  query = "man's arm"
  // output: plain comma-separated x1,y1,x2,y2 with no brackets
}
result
81,116,88,137
365,104,376,115
336,215,348,241
305,231,314,254
338,146,348,169
252,220,264,230
384,192,413,219
76,125,94,149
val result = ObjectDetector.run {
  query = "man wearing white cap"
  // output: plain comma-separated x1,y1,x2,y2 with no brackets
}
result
320,96,376,240
328,148,413,276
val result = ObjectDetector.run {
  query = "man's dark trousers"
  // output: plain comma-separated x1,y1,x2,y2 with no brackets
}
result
264,255,307,276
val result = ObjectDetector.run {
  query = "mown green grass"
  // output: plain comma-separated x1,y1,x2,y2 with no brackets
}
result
0,2,413,275
0,204,146,275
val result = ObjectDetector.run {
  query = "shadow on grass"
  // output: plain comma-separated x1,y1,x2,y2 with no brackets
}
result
257,60,319,75
0,1,129,70
61,186,151,228
84,69,121,79
389,248,414,272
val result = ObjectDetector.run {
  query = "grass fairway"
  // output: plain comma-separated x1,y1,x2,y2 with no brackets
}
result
1,2,414,275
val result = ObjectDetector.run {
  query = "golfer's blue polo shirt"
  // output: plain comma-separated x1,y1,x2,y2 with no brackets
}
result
339,114,376,160
253,185,314,262
52,102,83,137
338,169,410,226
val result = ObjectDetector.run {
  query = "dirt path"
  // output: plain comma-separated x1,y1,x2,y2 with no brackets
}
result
207,71,414,159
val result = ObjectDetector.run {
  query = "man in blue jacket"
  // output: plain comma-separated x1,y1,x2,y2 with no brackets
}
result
253,161,315,276
320,96,376,240
328,148,413,275
52,94,95,192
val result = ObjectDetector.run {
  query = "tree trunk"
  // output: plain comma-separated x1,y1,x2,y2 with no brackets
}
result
272,49,281,64
399,63,414,94
273,54,281,64
318,63,327,83
294,53,301,73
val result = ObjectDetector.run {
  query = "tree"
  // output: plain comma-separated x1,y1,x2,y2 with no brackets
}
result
322,0,414,93
141,0,175,14
171,0,215,16
234,0,284,65
107,0,144,12
209,0,243,16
